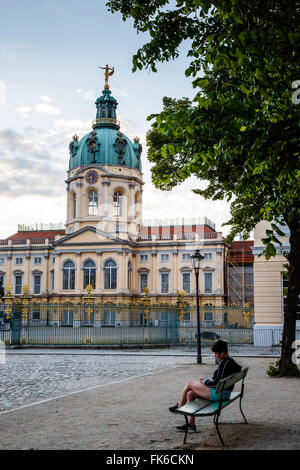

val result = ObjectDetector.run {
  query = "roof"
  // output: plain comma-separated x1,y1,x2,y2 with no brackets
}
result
6,230,65,241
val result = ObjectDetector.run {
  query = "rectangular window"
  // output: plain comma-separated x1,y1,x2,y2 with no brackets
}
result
204,253,213,261
114,224,125,234
52,257,55,264
62,308,73,326
161,273,169,294
204,272,213,293
15,257,23,265
181,253,191,261
182,272,191,294
15,275,22,295
160,253,170,262
139,254,149,262
204,311,213,321
104,309,115,325
140,273,148,293
0,258,5,265
34,257,42,264
33,275,41,295
32,310,40,321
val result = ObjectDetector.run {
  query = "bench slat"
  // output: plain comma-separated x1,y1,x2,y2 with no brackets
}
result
194,391,241,416
175,398,211,416
175,391,241,417
215,367,248,394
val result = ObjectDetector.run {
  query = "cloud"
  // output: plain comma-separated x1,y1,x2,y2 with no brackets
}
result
0,128,66,200
111,87,128,99
0,129,25,149
0,80,6,104
142,183,232,236
76,88,96,101
39,95,51,102
35,103,61,115
16,106,32,118
52,118,91,139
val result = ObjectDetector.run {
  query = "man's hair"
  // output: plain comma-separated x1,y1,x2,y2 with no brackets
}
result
211,339,228,354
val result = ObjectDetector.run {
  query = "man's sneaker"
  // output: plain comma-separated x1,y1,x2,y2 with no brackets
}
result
169,403,179,413
176,424,197,433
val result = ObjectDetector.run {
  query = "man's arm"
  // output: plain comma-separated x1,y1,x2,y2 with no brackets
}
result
201,360,228,388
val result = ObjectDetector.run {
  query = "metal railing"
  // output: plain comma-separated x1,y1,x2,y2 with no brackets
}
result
0,302,280,354
92,118,120,128
137,233,218,241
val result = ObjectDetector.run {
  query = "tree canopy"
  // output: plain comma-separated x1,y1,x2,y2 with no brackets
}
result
107,0,300,376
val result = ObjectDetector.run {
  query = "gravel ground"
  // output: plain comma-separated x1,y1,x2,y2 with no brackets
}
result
0,353,299,450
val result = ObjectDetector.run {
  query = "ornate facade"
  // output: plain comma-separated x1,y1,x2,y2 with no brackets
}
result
0,72,228,309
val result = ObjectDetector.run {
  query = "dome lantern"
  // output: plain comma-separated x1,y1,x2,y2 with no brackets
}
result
93,65,119,130
68,66,142,172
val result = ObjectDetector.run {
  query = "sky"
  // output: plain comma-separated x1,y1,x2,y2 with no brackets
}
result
0,0,232,239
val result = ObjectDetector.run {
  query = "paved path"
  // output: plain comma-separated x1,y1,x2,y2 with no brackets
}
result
0,350,194,413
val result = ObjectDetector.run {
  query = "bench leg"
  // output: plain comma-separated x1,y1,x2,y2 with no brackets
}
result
215,414,225,447
239,398,248,424
183,415,189,445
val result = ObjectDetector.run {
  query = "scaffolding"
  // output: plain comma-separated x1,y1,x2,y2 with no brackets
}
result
226,248,254,307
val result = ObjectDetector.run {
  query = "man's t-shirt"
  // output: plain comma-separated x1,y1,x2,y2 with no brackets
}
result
202,357,242,391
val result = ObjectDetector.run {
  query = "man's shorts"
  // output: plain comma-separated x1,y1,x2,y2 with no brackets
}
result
209,388,231,402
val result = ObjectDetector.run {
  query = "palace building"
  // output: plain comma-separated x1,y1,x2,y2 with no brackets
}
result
0,70,228,308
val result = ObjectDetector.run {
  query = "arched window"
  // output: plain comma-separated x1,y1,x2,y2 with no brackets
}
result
104,259,117,290
101,106,106,118
72,193,76,218
88,190,98,216
113,191,122,216
63,260,75,290
83,259,96,289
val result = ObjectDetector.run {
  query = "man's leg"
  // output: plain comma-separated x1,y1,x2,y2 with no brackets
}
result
178,380,211,409
177,381,211,429
186,390,198,426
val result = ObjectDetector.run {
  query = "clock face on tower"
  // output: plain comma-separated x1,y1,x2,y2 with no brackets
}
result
85,170,98,184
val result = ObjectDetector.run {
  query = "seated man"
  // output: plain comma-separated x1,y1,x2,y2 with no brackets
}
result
169,339,241,433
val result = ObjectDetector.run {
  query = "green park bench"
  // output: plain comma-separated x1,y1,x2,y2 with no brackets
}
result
175,367,249,447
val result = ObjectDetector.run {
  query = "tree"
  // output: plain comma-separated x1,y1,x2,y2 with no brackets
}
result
106,0,300,376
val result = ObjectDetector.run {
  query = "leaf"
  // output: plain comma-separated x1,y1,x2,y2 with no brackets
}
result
240,84,250,95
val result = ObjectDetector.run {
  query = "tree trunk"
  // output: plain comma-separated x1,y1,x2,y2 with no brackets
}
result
279,218,300,377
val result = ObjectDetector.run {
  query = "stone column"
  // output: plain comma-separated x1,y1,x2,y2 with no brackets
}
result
75,252,81,294
96,251,102,293
172,249,178,294
151,250,157,294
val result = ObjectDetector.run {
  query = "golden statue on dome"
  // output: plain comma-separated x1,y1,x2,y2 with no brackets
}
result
99,64,114,90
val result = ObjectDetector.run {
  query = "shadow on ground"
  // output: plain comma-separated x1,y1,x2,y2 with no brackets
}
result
173,422,300,450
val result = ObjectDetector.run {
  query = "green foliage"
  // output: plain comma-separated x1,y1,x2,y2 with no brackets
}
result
106,0,300,377
266,358,300,377
107,0,300,246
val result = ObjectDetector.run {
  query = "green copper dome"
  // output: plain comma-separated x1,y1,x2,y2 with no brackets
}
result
68,87,142,172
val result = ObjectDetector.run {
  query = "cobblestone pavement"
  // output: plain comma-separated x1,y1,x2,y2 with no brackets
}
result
0,350,195,413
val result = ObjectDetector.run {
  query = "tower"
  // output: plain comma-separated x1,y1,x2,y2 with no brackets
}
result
65,66,143,241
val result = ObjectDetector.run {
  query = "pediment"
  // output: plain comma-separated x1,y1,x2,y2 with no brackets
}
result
53,226,125,246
